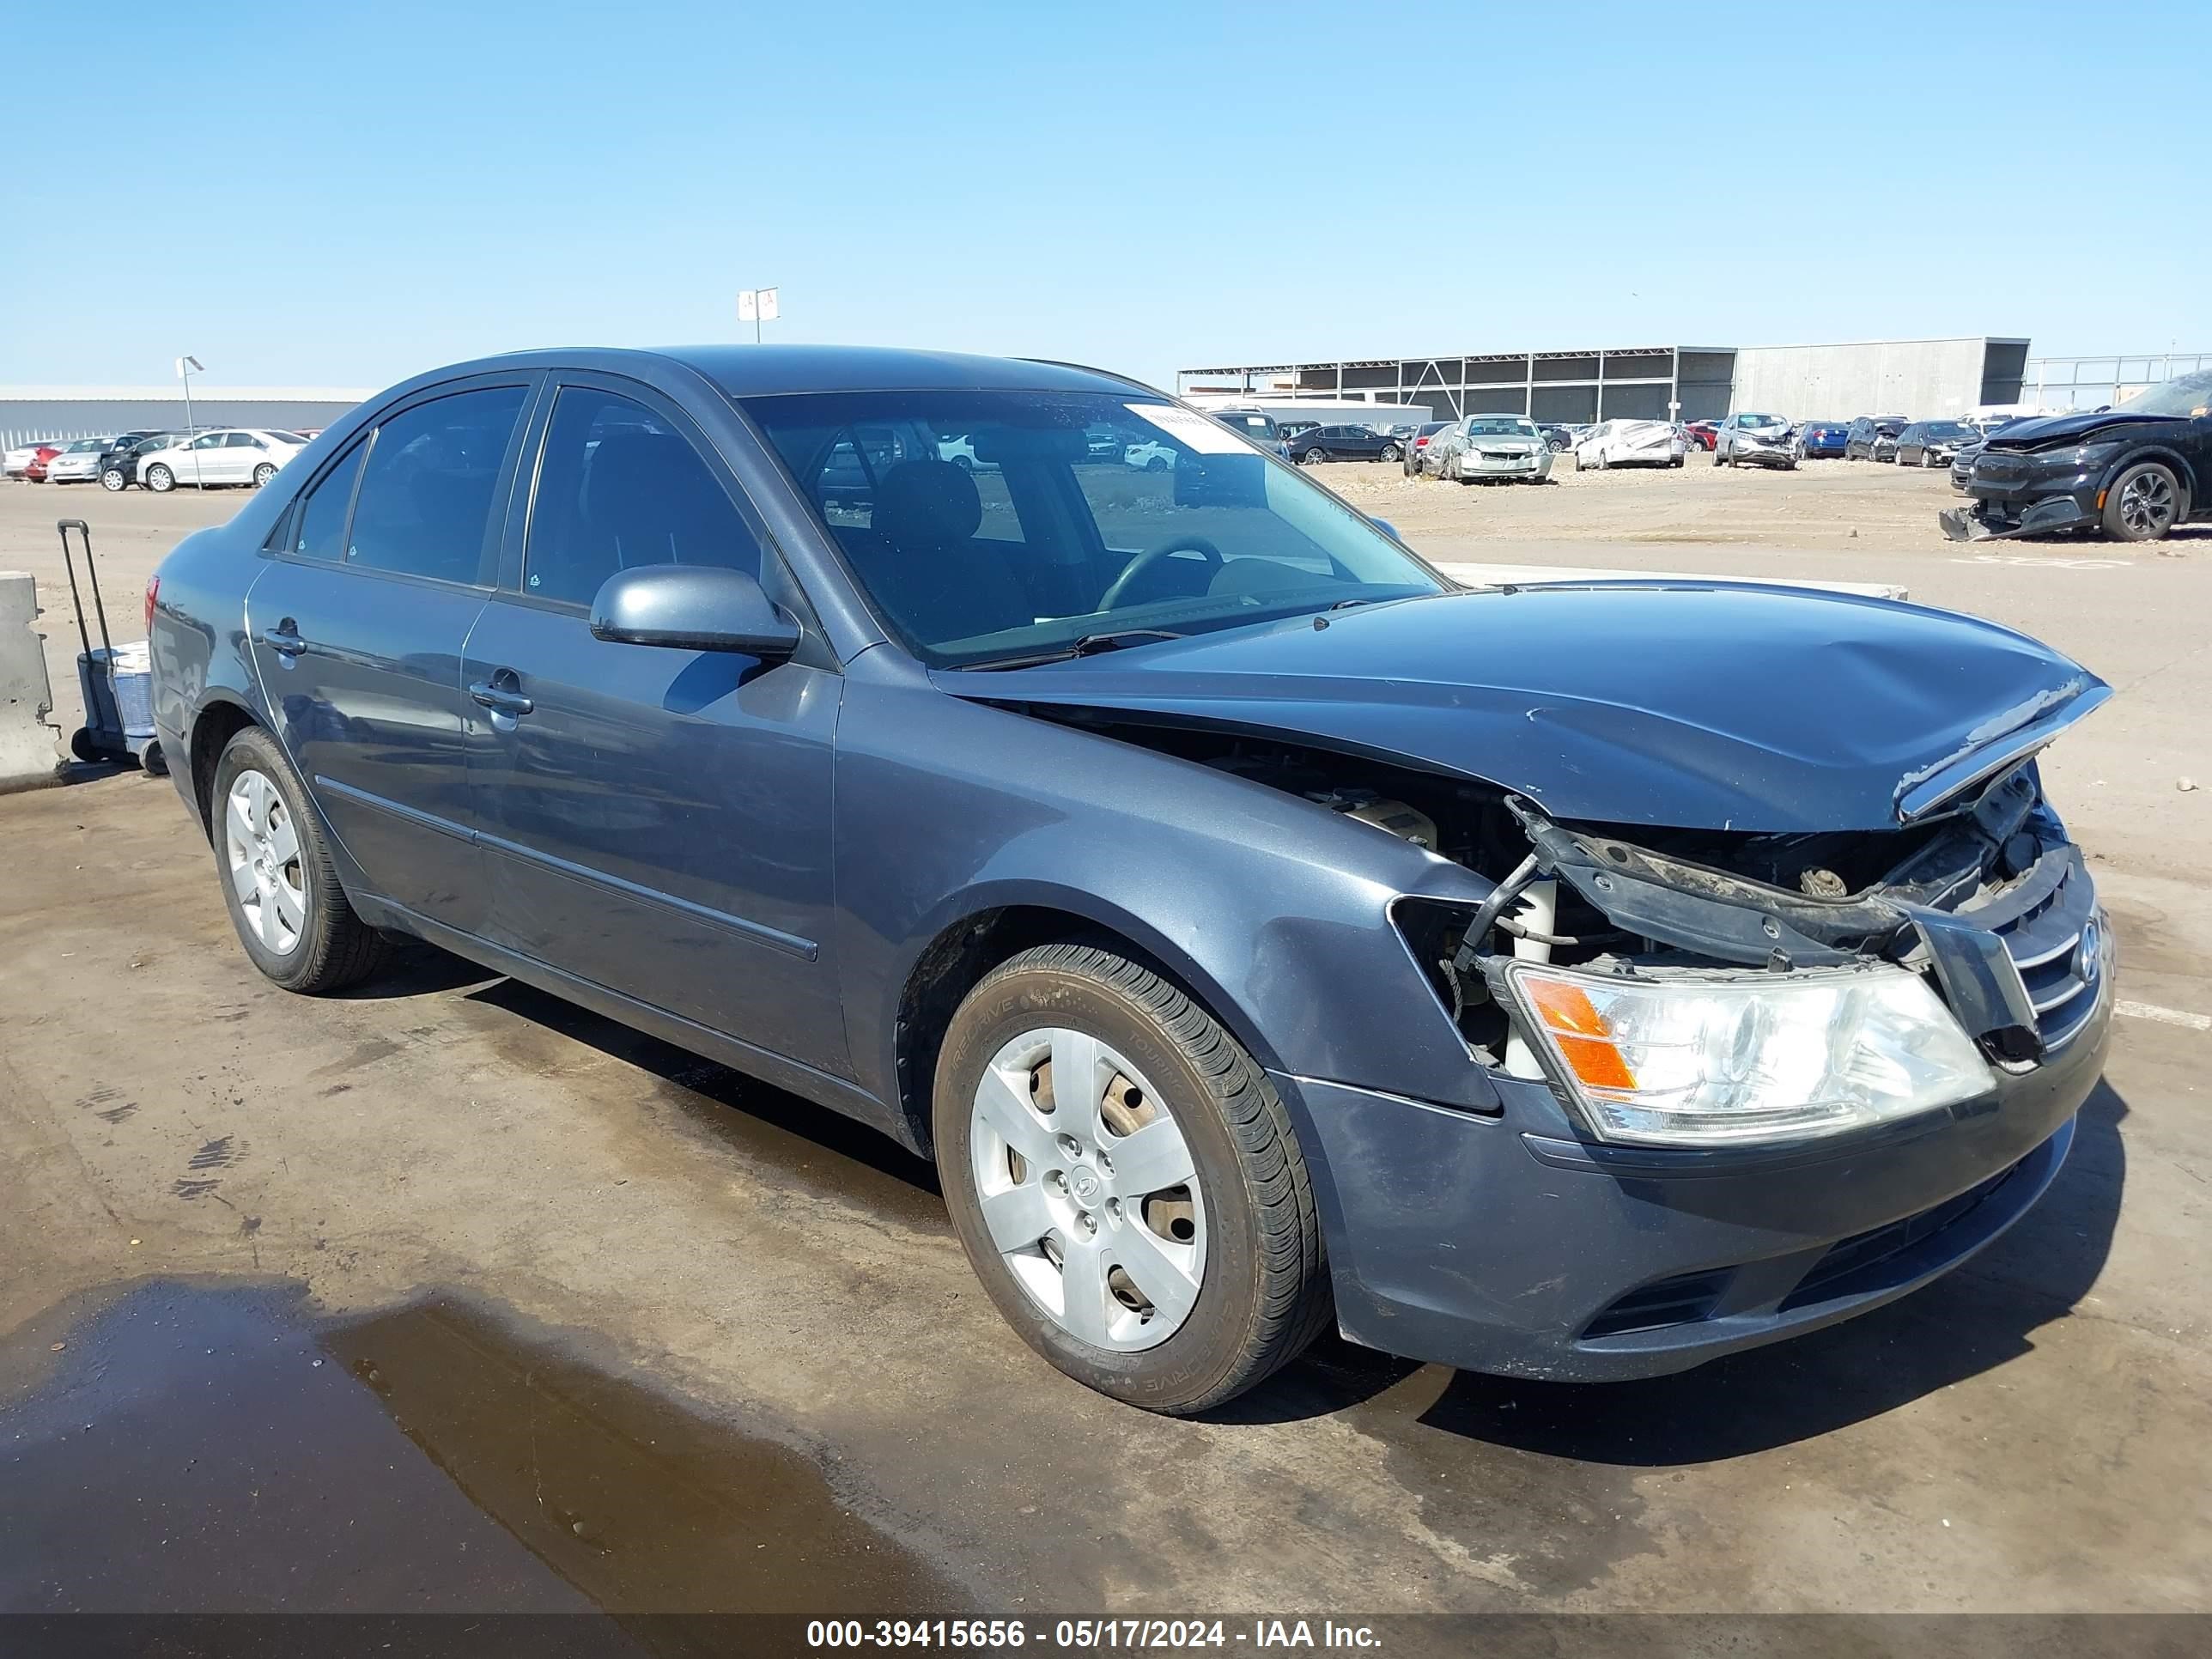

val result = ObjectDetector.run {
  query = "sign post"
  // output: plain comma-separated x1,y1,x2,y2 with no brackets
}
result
736,287,780,345
176,356,205,489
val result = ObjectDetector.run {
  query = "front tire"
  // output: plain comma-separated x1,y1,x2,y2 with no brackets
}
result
1378,443,1401,463
2103,460,2183,542
211,726,386,993
146,464,174,493
100,468,127,491
934,943,1329,1414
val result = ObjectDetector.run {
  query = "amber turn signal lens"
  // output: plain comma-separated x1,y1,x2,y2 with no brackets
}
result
1522,976,1638,1091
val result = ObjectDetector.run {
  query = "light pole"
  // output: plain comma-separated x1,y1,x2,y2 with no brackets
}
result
177,355,205,489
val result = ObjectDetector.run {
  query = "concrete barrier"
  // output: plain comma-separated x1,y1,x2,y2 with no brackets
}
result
0,571,62,793
1435,561,1907,602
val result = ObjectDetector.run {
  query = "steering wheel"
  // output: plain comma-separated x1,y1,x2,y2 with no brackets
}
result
1097,535,1224,611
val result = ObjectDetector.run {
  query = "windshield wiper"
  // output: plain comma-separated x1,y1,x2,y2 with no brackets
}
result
963,629,1188,672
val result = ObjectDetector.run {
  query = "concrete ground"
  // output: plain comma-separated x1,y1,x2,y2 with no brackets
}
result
1,465,2208,1620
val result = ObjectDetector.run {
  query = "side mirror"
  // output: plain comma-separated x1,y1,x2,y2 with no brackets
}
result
1370,517,1401,541
589,564,800,658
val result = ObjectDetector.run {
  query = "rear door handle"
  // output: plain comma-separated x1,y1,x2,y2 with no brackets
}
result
468,678,534,717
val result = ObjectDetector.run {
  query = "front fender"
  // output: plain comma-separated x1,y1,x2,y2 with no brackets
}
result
2098,444,2201,508
830,678,1503,1133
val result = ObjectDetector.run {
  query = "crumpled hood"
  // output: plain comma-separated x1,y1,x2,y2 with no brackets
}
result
1984,409,2177,449
941,585,2108,832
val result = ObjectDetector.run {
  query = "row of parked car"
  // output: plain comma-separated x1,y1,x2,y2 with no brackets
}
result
2,427,313,491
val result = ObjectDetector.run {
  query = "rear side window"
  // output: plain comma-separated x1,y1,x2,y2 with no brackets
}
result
293,441,366,562
344,386,527,584
522,387,758,607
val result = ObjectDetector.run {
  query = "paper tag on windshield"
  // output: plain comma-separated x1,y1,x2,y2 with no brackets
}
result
1127,404,1249,454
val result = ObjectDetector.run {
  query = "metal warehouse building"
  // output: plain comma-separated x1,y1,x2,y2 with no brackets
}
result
1,386,372,451
1178,337,2031,426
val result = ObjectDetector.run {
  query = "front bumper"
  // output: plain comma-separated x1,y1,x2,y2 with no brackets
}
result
1462,450,1552,480
1730,444,1797,467
1276,946,2110,1382
1939,455,2104,541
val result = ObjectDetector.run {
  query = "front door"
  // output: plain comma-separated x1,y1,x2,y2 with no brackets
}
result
463,379,849,1077
246,378,534,933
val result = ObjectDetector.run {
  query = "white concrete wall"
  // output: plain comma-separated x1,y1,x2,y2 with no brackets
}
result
1731,339,1994,420
0,571,61,792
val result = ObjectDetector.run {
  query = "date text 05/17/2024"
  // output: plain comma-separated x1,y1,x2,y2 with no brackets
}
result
805,1620,1382,1650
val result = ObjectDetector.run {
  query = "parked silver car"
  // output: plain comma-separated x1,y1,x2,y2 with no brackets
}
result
1713,412,1800,470
1424,414,1554,483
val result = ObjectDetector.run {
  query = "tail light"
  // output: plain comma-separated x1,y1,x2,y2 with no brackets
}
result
144,574,161,633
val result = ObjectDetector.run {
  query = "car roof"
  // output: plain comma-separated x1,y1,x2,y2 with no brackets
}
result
406,344,1155,400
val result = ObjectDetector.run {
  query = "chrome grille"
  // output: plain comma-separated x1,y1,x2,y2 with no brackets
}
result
1957,842,2102,1052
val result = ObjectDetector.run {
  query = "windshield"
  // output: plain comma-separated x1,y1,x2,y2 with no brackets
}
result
1739,413,1787,429
1465,418,1538,437
744,390,1445,667
2114,369,2212,418
1923,421,1971,440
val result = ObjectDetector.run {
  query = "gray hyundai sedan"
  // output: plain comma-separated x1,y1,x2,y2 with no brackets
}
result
149,346,2113,1413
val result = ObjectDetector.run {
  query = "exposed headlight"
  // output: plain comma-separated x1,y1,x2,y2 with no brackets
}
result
1504,962,1990,1147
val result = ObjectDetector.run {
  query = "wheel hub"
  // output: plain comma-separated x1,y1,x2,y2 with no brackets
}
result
969,1027,1206,1352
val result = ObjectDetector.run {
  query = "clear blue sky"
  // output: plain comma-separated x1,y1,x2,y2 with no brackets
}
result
3,1,2205,394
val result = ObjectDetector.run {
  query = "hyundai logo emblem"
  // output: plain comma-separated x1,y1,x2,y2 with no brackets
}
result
2075,919,2101,986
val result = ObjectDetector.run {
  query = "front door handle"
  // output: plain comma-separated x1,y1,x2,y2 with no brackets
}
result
468,677,534,718
261,621,304,654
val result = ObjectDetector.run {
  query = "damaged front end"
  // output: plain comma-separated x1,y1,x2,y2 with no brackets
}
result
1939,495,2098,542
1395,759,2105,1147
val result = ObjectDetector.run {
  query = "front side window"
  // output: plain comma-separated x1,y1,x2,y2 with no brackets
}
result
745,389,1443,667
192,433,226,450
294,441,367,562
522,387,759,607
343,386,526,583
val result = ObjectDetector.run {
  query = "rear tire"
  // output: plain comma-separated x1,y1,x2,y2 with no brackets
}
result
2102,460,2183,542
252,462,277,487
1300,447,1325,465
211,726,387,994
934,943,1330,1414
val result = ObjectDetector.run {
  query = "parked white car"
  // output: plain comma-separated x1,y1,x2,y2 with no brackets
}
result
1423,415,1554,484
134,428,307,492
3,440,61,477
42,436,116,484
1571,419,1685,471
1124,440,1177,471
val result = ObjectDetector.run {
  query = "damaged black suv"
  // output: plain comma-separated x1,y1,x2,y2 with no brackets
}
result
1943,368,2212,543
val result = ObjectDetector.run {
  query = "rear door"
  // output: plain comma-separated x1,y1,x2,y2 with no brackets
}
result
246,376,534,933
461,374,849,1076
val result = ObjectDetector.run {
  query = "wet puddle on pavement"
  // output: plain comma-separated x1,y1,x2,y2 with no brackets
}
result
0,1280,967,1620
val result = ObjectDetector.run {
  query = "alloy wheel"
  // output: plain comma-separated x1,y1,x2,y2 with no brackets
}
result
224,769,309,957
100,469,125,491
969,1026,1205,1352
2118,470,2176,537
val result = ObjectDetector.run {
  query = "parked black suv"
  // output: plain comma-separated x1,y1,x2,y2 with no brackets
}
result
1942,368,2212,543
1844,416,1910,462
1291,424,1401,465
